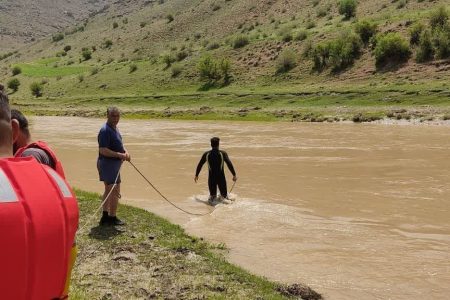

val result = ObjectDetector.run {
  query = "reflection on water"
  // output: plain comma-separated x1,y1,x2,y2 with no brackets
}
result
31,116,450,300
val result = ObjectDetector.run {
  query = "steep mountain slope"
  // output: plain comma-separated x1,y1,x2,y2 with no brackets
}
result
1,0,449,121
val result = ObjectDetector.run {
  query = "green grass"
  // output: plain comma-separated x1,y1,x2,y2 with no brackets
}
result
16,63,89,77
72,189,320,299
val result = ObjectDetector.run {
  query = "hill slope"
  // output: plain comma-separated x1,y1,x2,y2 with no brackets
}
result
1,0,450,121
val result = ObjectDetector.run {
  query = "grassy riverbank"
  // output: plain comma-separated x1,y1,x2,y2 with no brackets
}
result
11,84,450,123
71,189,322,299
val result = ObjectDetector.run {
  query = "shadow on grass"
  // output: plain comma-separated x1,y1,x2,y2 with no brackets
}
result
89,225,124,240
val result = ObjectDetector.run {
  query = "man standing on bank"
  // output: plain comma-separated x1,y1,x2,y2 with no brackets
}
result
195,137,237,204
97,106,130,226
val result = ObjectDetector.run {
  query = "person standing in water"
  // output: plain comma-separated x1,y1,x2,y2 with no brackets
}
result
195,137,237,204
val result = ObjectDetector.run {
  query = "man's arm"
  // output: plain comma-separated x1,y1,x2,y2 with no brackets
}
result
194,152,207,182
223,151,237,181
99,147,127,160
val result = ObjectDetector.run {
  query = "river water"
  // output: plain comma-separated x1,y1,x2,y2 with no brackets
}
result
30,116,449,299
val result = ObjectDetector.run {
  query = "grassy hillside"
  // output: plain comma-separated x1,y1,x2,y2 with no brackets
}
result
1,0,450,121
72,189,322,299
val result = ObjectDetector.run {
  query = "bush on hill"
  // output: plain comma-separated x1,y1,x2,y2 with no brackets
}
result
374,33,411,68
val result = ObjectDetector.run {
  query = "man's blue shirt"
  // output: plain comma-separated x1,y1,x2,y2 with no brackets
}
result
98,123,125,159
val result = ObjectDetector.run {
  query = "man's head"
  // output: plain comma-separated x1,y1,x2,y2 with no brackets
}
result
106,106,120,128
11,109,30,154
0,85,19,157
210,137,220,149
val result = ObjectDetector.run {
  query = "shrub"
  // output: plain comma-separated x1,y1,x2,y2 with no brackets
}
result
176,50,189,61
167,14,174,23
232,35,249,48
276,49,297,73
102,39,113,49
310,31,362,71
396,0,407,9
197,56,232,84
409,22,425,45
416,30,434,62
113,22,118,29
64,45,72,52
30,82,43,97
12,66,21,76
140,22,147,28
78,74,84,82
7,78,20,92
91,67,99,75
129,63,138,73
162,54,176,68
374,33,411,67
171,65,182,77
433,28,450,59
81,48,92,60
430,6,449,30
278,27,293,42
198,56,219,81
52,33,64,42
355,20,377,45
338,0,357,20
207,42,221,50
218,58,231,83
294,30,308,41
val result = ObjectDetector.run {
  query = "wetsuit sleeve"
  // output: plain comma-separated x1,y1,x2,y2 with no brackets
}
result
223,151,236,176
195,152,207,177
21,148,55,169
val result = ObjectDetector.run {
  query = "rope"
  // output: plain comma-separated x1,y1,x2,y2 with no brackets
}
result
128,161,216,216
78,162,122,233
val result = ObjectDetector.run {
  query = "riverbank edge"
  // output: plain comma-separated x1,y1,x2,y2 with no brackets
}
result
15,105,450,124
72,189,322,300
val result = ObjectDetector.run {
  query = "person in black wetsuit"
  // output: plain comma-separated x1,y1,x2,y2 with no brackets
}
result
195,137,237,203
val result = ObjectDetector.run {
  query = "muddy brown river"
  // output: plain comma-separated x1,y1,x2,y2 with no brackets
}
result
30,116,449,299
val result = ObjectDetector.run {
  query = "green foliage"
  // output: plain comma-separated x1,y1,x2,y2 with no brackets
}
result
355,20,377,45
278,27,293,42
162,54,176,68
30,82,43,97
409,22,425,45
276,49,297,73
433,28,450,59
52,33,64,42
430,6,449,30
7,78,20,92
374,33,411,67
197,56,232,84
232,35,249,49
81,48,92,61
102,39,113,49
294,30,308,41
416,30,434,62
207,42,221,50
171,65,182,77
176,50,189,61
338,0,357,19
12,66,22,76
90,67,99,75
129,63,138,73
310,31,362,71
